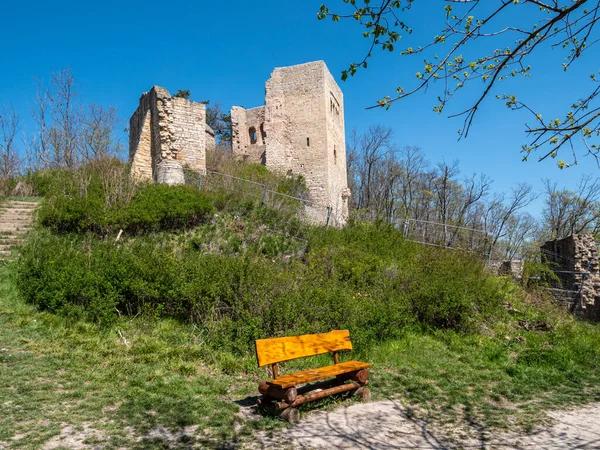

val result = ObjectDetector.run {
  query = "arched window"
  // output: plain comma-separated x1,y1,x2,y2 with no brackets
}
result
249,127,257,144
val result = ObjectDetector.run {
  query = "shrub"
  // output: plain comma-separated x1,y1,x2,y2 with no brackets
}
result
24,168,71,197
17,222,509,354
119,185,214,233
38,169,214,235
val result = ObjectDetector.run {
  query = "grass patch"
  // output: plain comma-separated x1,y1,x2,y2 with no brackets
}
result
0,262,277,449
3,254,600,448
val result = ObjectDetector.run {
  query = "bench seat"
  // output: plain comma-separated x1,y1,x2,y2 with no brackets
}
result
267,360,371,388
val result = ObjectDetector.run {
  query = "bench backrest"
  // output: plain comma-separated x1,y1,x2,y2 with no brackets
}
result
255,330,353,367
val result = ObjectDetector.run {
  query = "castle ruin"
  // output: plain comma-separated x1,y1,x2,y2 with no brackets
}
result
129,61,350,225
129,86,215,185
541,234,600,320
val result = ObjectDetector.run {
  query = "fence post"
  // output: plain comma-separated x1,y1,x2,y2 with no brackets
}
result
260,185,268,209
198,171,206,191
487,244,493,267
403,220,409,237
325,205,333,228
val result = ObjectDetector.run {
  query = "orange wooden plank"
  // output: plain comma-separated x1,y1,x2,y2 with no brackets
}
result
255,330,353,367
266,360,370,388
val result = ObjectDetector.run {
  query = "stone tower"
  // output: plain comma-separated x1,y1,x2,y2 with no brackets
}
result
231,61,350,225
129,86,212,184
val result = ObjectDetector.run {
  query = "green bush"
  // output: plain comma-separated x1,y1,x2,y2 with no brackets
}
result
24,168,71,197
120,185,214,233
17,223,509,353
521,259,561,290
38,174,214,235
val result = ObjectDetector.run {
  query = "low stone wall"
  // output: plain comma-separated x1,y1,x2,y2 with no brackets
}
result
542,234,600,320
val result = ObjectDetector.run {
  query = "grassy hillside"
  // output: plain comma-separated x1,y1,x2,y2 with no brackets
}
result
2,161,600,447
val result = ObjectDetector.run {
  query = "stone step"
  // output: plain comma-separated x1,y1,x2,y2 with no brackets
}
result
0,216,33,221
0,210,36,215
0,234,21,240
0,209,34,213
0,210,37,216
0,250,11,257
0,229,30,235
0,239,21,246
2,206,37,212
5,200,39,205
0,208,36,213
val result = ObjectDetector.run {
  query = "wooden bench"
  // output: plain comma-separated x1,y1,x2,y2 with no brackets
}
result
255,330,371,423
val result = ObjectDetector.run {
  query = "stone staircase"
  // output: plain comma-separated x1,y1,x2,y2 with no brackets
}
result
0,200,39,259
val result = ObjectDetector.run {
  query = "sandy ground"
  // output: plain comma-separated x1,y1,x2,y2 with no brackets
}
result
253,400,600,449
6,400,600,449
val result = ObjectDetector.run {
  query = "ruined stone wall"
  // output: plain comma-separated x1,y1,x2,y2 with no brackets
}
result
265,62,328,200
231,106,266,164
542,234,600,320
205,124,216,153
171,96,206,172
129,87,206,185
324,67,350,225
258,61,349,225
129,93,153,181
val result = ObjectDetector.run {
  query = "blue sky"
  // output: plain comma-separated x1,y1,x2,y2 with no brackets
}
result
1,0,598,216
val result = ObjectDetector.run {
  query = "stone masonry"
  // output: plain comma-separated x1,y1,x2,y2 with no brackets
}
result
129,86,210,185
129,61,351,225
541,234,600,320
232,61,350,225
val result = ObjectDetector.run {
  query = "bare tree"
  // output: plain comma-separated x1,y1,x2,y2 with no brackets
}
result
432,160,460,235
397,145,428,219
320,0,600,167
483,183,537,247
542,175,600,239
347,125,397,214
28,84,51,170
29,69,122,169
81,104,122,161
30,69,81,168
0,105,22,179
502,213,539,260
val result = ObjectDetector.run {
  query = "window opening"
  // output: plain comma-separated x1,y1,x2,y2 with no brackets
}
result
260,123,267,143
249,127,257,144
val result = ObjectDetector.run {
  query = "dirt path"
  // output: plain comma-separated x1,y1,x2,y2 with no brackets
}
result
256,400,600,449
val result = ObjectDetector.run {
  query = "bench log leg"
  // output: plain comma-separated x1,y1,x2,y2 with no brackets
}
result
273,381,366,412
336,369,369,384
258,382,298,402
297,378,341,395
279,407,300,424
353,386,371,402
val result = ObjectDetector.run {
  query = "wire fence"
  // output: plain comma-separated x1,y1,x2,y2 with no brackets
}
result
182,169,339,228
182,168,499,264
398,218,493,261
178,168,598,287
539,247,590,292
